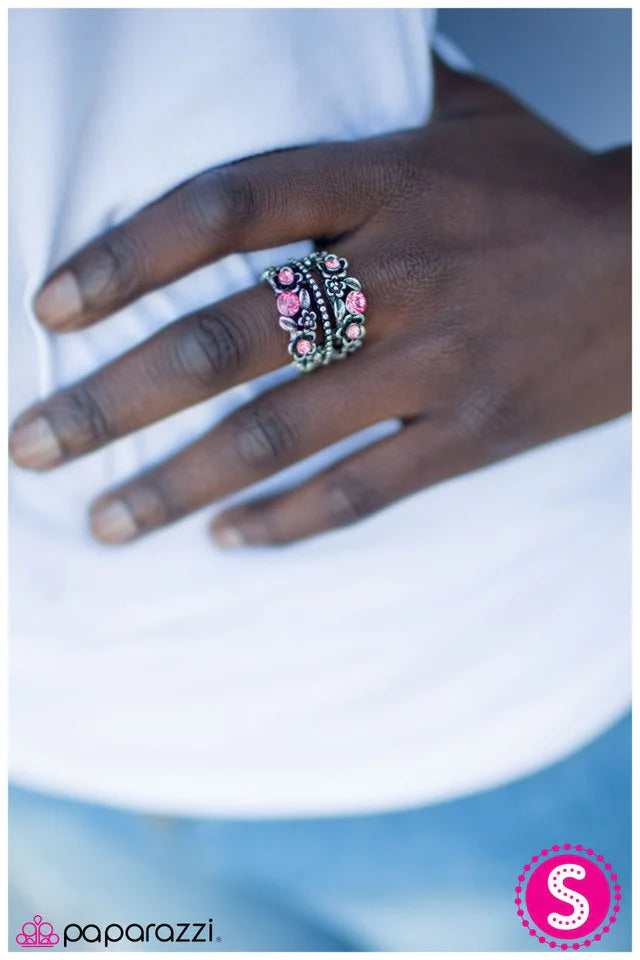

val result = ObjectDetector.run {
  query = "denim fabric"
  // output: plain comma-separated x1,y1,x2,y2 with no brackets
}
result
9,715,631,952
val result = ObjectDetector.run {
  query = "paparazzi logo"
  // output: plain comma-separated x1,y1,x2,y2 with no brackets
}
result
515,844,622,950
17,916,221,949
16,915,59,948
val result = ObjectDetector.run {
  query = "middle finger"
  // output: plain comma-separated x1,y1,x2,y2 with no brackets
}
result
10,282,298,471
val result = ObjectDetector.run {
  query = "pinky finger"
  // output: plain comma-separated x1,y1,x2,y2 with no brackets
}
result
210,419,475,548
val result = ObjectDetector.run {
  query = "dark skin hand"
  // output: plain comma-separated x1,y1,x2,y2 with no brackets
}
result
9,58,631,547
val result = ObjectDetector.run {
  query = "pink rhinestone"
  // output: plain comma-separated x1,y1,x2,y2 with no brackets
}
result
296,339,312,357
277,267,294,285
346,290,367,314
277,291,300,316
325,256,340,270
345,323,361,341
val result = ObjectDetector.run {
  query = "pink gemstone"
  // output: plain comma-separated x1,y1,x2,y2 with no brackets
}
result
346,290,367,314
278,267,294,285
325,256,340,270
296,339,313,356
277,291,300,316
345,322,361,341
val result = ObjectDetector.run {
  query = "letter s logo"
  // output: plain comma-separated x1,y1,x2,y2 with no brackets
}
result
547,862,590,931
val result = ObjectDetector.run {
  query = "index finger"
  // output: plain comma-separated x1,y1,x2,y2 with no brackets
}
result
34,140,379,331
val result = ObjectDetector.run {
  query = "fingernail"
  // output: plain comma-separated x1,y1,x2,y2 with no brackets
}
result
91,499,138,544
33,270,82,328
9,415,62,469
213,524,246,549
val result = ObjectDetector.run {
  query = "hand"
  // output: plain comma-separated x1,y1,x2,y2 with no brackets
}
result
9,59,630,548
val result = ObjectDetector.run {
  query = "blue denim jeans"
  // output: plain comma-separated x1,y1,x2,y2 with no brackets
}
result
9,715,631,951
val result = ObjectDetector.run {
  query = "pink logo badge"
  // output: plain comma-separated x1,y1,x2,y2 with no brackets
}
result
515,844,622,949
16,915,59,948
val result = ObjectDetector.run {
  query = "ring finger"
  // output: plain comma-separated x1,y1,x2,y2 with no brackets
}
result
89,341,416,543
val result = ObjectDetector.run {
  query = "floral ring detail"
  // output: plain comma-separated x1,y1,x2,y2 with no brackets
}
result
308,251,367,358
261,251,367,372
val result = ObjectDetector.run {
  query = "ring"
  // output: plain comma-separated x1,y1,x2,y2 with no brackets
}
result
308,251,367,358
261,251,367,372
260,262,324,371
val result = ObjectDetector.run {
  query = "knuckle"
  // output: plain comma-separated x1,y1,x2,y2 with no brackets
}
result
215,168,262,229
232,403,298,471
179,167,261,247
400,239,447,286
128,475,176,530
324,473,385,527
62,384,114,449
175,171,221,243
85,229,145,308
371,240,449,309
369,139,424,198
174,309,249,386
455,384,531,452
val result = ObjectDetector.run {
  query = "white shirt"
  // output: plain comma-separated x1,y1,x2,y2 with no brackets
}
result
9,8,630,816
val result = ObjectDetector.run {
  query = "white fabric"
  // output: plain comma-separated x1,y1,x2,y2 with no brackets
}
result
9,9,630,817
